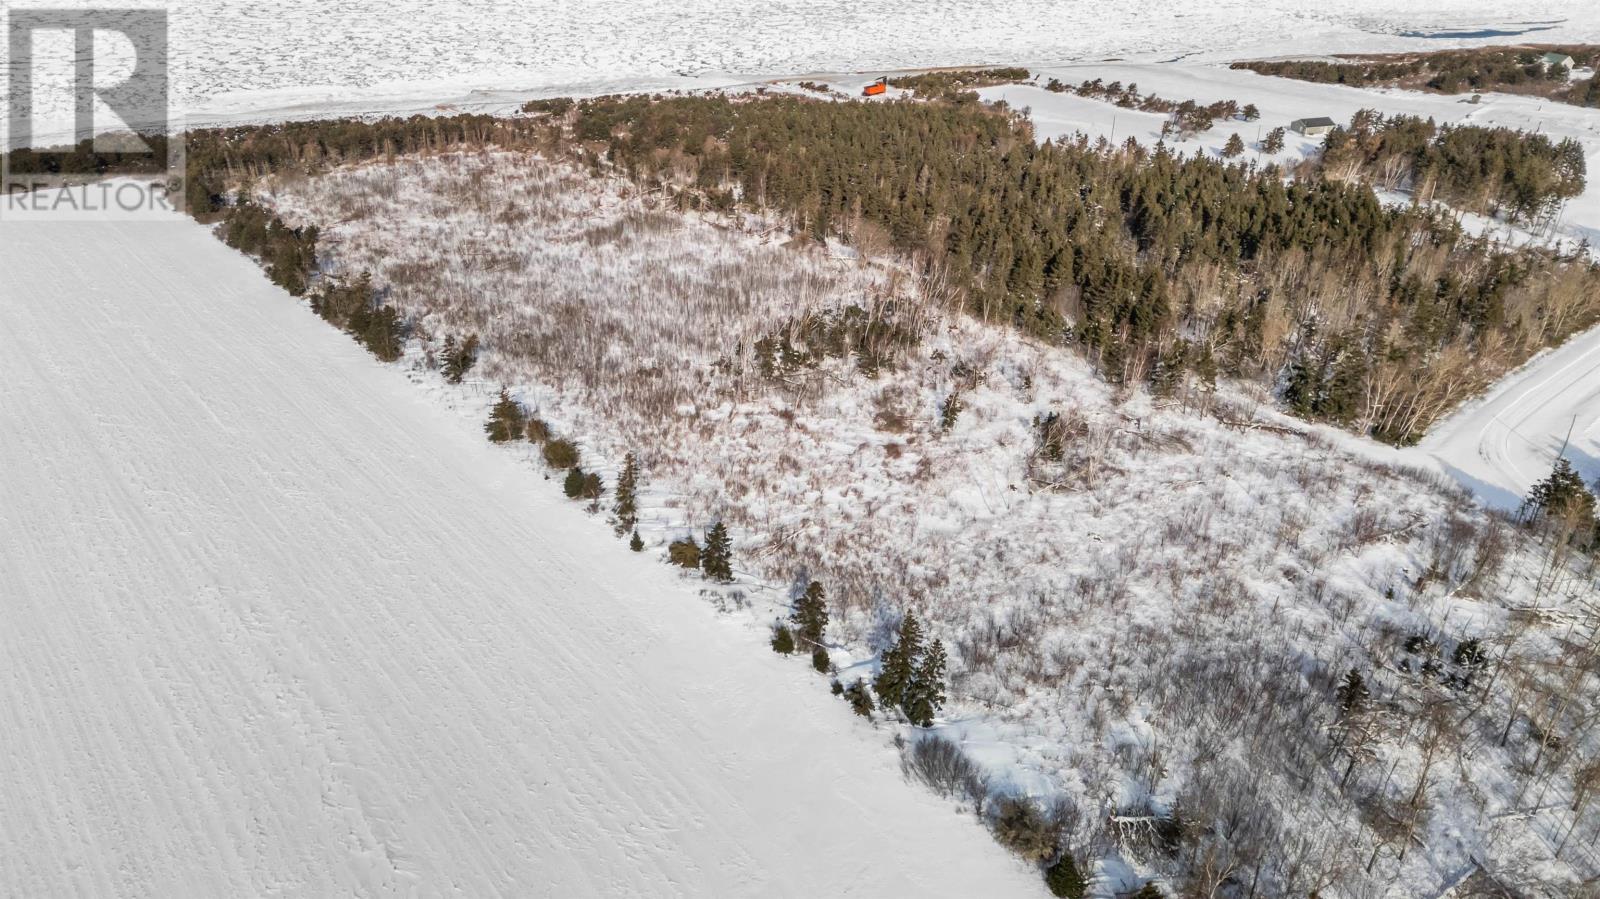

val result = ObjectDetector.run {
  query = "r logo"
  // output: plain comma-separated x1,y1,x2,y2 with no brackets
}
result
3,7,184,218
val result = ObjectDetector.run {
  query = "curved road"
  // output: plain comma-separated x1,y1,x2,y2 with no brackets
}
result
1420,324,1600,510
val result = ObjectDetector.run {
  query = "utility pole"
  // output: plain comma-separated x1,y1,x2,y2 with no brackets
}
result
1558,413,1577,462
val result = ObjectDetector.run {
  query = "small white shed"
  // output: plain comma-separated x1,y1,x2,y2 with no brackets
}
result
1290,116,1337,136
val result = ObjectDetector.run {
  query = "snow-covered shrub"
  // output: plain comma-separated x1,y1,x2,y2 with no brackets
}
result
667,538,700,570
903,735,987,804
989,796,1061,863
541,438,579,469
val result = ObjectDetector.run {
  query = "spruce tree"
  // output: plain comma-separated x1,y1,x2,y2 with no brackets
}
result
770,624,796,655
1222,133,1245,158
906,638,947,727
1282,347,1323,418
874,612,924,714
790,580,829,647
1337,668,1369,715
939,392,963,431
844,680,875,717
441,333,479,384
353,305,403,362
441,334,460,378
1263,126,1286,154
702,521,733,583
1321,343,1367,425
811,646,830,673
1044,854,1088,899
1453,639,1488,687
1522,457,1596,523
563,467,586,499
629,529,644,552
613,452,640,534
485,389,526,443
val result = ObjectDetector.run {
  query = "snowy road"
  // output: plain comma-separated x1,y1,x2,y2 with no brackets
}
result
1419,325,1600,511
0,209,1038,897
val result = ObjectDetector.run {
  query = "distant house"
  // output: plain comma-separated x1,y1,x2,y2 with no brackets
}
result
1541,52,1575,71
1290,116,1337,136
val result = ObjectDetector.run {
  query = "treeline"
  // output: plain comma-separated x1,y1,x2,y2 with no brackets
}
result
1,134,173,180
558,93,1600,443
1233,46,1600,106
1234,57,1430,88
216,199,318,295
886,67,1030,101
183,114,554,218
1317,109,1586,220
217,198,404,360
1044,77,1257,136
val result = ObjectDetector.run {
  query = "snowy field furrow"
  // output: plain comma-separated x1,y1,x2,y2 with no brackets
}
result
0,209,1039,897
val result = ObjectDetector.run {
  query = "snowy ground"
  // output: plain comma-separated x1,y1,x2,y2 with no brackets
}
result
254,153,1600,897
0,199,1042,897
7,3,1600,891
1419,324,1600,511
6,0,1600,145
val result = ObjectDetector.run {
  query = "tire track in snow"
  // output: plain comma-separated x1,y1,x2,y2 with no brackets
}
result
1420,320,1600,508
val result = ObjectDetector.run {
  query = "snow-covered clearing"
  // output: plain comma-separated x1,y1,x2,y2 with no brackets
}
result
7,0,1600,144
0,200,1042,897
257,152,1600,897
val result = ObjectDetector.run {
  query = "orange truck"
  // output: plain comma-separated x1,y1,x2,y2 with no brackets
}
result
862,79,886,97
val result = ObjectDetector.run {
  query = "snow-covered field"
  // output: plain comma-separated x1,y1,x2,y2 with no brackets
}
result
6,0,1600,143
0,201,1042,897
